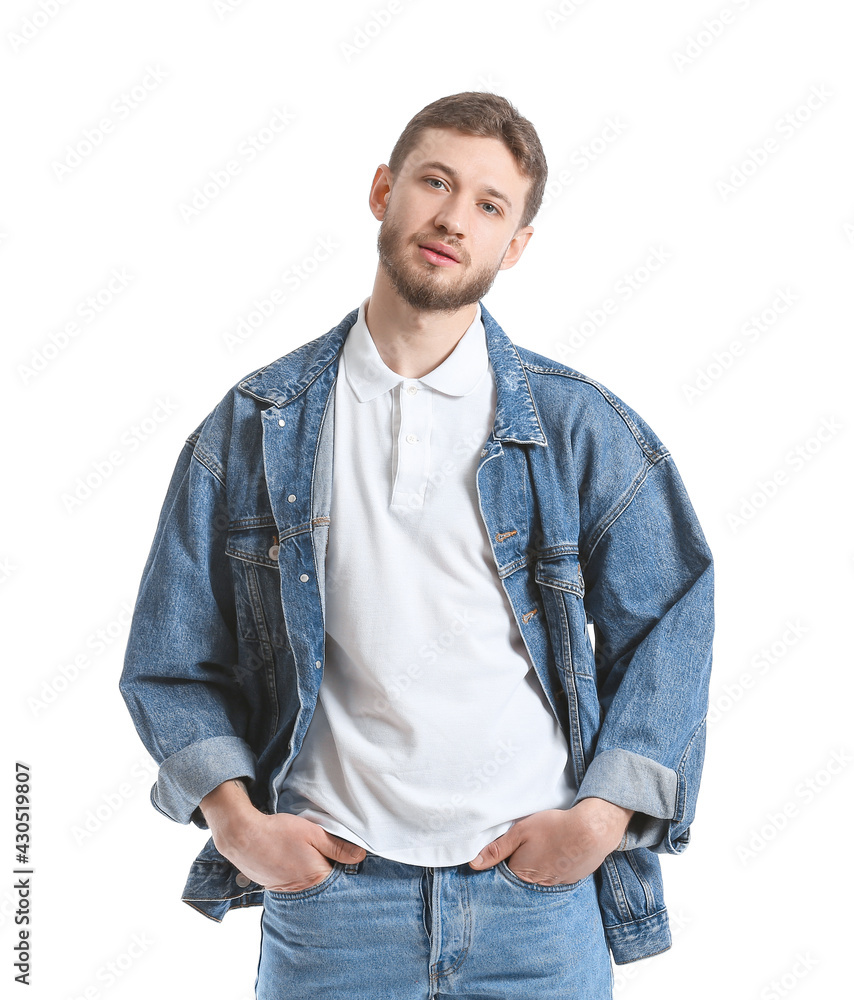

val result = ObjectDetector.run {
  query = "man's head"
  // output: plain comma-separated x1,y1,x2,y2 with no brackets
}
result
369,92,548,313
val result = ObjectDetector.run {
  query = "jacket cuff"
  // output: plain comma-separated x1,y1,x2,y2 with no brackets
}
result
575,748,677,851
151,736,257,827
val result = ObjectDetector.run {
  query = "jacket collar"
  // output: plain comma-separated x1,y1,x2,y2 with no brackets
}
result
237,299,546,445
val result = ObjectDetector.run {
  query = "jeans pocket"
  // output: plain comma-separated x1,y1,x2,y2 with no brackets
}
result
263,862,342,900
496,860,591,893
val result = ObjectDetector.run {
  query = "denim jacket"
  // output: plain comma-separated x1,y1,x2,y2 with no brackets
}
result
120,302,714,965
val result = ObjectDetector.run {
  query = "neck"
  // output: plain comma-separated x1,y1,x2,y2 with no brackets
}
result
363,270,478,378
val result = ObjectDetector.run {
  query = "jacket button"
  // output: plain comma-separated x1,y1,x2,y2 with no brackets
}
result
287,494,296,502
235,873,251,888
278,419,285,427
268,545,280,559
299,573,309,582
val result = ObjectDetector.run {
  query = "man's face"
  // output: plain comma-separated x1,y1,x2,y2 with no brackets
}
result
372,127,534,312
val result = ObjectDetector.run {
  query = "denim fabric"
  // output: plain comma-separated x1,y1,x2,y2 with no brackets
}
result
120,301,714,965
255,854,613,999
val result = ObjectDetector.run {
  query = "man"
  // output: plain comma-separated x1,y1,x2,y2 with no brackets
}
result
120,92,714,998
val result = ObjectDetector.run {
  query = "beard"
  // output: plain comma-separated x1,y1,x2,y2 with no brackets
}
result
376,214,504,312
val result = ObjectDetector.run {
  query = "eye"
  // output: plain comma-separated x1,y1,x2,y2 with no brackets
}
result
425,177,447,190
482,202,499,215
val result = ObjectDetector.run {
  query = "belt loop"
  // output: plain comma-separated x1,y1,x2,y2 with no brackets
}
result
344,859,363,874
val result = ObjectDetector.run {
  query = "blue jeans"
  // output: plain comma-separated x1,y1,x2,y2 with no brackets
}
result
255,853,614,998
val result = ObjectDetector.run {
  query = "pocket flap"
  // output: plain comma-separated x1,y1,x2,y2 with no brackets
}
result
225,519,280,567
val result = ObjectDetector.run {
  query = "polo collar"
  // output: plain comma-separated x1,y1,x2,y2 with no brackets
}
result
343,297,487,402
238,299,546,445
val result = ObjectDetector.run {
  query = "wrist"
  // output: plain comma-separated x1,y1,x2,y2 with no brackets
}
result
572,797,634,848
200,778,260,843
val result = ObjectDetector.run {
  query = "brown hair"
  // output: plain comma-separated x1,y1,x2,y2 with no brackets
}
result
387,92,548,230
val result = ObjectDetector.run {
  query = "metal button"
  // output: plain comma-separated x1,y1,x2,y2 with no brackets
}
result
287,494,296,502
315,660,322,669
235,873,251,888
268,545,280,559
299,573,309,582
278,419,285,427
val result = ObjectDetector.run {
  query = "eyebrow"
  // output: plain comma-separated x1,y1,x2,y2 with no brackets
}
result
418,160,513,213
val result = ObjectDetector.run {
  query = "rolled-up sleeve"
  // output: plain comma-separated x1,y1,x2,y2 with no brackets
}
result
120,424,257,829
574,453,714,854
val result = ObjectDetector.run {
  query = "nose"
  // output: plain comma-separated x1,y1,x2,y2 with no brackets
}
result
431,193,466,241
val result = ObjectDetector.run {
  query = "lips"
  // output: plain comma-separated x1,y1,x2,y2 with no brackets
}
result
418,241,460,263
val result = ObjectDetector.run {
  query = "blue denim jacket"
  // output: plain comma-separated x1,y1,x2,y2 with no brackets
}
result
120,302,714,965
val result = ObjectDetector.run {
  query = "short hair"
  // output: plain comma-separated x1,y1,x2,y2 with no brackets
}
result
387,92,548,230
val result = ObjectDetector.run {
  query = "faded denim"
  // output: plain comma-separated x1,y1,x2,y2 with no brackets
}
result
120,301,714,966
255,853,613,999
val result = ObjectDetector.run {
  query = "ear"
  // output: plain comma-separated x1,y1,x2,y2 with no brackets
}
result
499,226,534,270
368,164,394,222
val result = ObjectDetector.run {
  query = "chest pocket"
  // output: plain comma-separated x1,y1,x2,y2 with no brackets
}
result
225,520,290,649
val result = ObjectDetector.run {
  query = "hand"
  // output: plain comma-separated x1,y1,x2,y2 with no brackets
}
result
468,798,634,885
200,780,367,892
214,811,367,892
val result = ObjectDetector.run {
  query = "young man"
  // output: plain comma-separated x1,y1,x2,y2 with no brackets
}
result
120,92,714,998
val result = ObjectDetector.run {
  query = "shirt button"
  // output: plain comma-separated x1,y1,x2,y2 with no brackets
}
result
235,873,252,888
268,545,280,559
299,573,309,582
406,434,418,444
407,385,418,395
287,494,296,502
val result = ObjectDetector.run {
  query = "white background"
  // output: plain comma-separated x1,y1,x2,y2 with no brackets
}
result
3,0,852,997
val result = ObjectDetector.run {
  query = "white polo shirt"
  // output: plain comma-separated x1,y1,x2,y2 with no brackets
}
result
277,296,577,866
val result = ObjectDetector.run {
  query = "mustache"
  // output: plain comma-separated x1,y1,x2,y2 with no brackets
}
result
411,232,468,265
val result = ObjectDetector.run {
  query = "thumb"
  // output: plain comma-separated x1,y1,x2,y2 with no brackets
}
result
313,829,367,863
469,829,519,870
